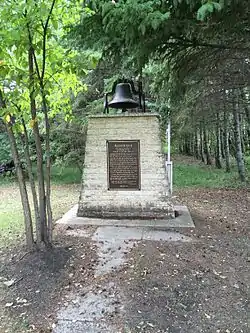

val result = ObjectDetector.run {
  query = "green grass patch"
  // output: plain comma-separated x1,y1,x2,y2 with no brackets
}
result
0,165,82,186
0,165,81,247
0,185,24,246
173,162,247,188
0,182,80,248
0,159,248,247
50,165,82,184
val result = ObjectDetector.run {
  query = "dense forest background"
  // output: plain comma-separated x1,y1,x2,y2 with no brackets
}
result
1,0,250,247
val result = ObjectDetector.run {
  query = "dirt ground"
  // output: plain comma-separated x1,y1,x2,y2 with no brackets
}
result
114,188,250,332
0,187,249,333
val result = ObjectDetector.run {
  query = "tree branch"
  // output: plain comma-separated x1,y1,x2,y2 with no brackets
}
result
26,23,42,84
41,0,56,82
0,89,7,108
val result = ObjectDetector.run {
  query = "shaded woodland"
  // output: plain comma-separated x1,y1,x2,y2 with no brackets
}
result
0,0,250,248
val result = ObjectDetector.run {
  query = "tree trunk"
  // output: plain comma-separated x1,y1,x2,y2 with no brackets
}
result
223,110,231,173
179,142,183,154
240,89,250,149
7,125,35,249
183,135,189,155
233,93,246,182
194,130,199,159
42,94,53,243
215,112,222,169
220,129,225,159
203,125,212,165
0,90,34,249
245,110,250,149
239,113,246,155
199,122,205,163
188,136,192,156
222,75,231,172
28,47,48,244
20,117,41,243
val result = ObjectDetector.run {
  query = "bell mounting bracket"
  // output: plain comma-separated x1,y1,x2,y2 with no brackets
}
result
103,78,146,114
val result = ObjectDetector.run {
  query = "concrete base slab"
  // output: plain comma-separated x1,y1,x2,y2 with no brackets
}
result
56,205,195,228
53,209,194,333
92,226,192,243
92,227,192,276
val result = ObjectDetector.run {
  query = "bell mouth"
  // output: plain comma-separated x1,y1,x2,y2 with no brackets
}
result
108,100,139,109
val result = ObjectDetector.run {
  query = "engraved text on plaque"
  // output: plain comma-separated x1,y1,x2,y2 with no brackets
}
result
107,140,140,190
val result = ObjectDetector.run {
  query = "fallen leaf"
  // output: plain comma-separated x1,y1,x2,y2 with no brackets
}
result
16,298,27,304
3,279,15,287
5,302,14,307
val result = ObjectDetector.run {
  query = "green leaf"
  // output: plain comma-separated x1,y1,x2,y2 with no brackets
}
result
207,3,214,13
11,30,21,41
51,18,58,30
214,2,222,11
197,2,222,20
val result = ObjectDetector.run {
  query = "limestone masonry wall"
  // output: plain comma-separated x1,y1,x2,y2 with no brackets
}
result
78,113,174,219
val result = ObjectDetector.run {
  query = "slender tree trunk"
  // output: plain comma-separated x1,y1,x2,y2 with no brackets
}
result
223,110,231,173
28,47,47,244
179,142,183,154
215,112,222,169
242,127,249,153
0,91,34,249
42,94,52,243
239,113,246,155
222,74,231,172
233,93,246,182
189,134,193,156
199,122,205,163
186,136,190,155
240,89,250,149
245,112,250,149
20,117,41,243
7,125,34,249
220,129,225,159
183,135,189,155
30,11,55,244
194,130,199,159
203,125,212,165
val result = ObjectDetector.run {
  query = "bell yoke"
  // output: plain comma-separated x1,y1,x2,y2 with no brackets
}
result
104,79,146,113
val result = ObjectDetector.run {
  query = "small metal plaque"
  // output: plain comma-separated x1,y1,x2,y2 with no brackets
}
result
107,140,140,190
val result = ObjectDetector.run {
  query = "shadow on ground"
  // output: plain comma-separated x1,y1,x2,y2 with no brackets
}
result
0,232,97,332
0,188,249,333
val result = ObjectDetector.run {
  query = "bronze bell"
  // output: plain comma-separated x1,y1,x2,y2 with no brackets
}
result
108,83,139,109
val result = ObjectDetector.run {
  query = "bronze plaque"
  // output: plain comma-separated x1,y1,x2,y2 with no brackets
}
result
107,140,140,190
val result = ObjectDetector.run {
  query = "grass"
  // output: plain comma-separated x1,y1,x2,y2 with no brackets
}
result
50,165,82,184
173,155,249,188
0,165,81,247
0,165,82,186
0,159,249,247
0,183,80,247
173,164,241,188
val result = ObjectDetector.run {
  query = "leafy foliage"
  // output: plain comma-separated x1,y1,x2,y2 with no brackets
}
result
197,1,222,21
69,0,250,182
0,0,97,247
0,132,12,162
